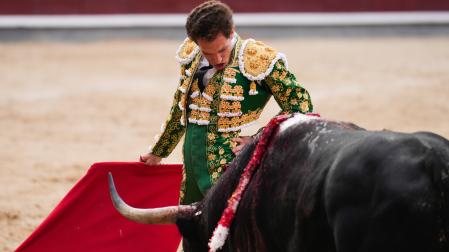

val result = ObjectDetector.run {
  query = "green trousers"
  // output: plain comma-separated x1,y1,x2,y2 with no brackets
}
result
181,123,213,204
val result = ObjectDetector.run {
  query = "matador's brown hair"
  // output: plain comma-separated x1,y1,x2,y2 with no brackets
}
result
186,1,234,42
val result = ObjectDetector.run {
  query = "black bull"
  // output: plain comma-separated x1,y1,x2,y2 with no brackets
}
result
109,115,449,252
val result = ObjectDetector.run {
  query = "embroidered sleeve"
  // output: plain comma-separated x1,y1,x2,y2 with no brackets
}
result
149,87,186,158
263,60,313,114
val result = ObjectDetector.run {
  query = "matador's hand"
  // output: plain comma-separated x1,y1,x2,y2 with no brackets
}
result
231,136,253,155
139,153,162,166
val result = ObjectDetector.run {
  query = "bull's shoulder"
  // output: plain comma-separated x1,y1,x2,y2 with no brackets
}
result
325,131,440,196
324,131,436,214
413,131,449,149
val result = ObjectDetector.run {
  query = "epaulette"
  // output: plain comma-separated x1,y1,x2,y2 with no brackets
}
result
238,39,288,81
175,37,200,65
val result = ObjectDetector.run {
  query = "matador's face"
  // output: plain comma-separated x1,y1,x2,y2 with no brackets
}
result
197,31,234,71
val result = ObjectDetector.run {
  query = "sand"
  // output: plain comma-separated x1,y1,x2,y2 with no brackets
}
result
1,36,448,251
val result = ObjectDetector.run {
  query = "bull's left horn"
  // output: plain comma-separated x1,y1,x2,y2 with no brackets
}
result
108,172,195,224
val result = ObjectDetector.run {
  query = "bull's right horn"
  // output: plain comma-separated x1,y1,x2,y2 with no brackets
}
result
108,172,196,224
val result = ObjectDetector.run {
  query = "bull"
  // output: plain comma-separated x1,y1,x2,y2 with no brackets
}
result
108,113,449,252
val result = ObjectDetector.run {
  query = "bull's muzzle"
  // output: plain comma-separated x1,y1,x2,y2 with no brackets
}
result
108,172,195,224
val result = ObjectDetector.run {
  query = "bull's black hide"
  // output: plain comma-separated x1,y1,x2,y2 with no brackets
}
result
177,115,449,252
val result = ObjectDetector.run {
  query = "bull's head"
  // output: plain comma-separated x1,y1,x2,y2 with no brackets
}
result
107,173,210,251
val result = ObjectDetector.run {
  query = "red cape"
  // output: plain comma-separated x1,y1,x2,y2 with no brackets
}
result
16,162,182,252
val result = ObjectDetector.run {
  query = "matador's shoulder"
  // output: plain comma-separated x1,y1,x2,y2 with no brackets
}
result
238,39,288,81
175,37,200,65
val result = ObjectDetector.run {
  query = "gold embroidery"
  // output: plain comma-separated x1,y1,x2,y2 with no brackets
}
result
230,140,238,149
259,53,270,60
179,95,186,108
271,84,281,93
218,109,262,131
265,47,275,53
279,71,287,81
203,84,216,97
249,61,259,70
206,123,239,183
221,83,244,98
219,100,242,112
300,101,309,112
221,83,232,94
190,80,199,94
190,109,199,118
243,40,278,78
224,68,239,79
249,81,258,95
250,82,257,91
208,133,216,141
179,78,190,92
198,97,211,108
178,39,197,59
233,85,244,96
190,96,199,105
198,111,210,121
188,109,210,122
185,59,200,84
230,117,239,127
247,47,257,55
187,61,222,125
208,154,216,161
180,65,185,75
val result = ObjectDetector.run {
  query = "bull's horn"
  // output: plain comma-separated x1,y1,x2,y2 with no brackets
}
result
108,172,195,224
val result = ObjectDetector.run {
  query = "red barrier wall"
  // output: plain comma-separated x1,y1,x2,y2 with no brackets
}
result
0,0,448,14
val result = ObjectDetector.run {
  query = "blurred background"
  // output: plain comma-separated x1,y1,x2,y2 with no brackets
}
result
1,1,448,250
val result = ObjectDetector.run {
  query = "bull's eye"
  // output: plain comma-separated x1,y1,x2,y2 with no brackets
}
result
194,210,202,216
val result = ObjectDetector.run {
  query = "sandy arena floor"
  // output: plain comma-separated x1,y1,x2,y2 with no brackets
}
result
1,36,448,250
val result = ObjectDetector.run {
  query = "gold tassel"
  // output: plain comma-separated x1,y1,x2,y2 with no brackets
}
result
249,81,258,95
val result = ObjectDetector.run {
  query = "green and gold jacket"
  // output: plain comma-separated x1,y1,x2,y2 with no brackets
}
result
149,35,313,187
